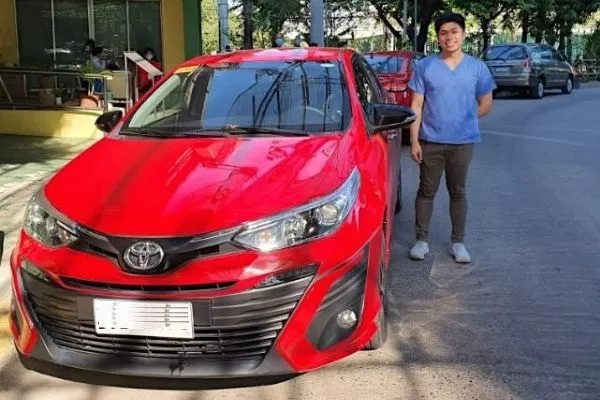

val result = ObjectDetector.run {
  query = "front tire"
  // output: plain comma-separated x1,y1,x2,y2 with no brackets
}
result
364,239,389,350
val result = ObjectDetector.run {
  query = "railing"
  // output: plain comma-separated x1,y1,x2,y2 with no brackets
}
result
0,67,131,113
573,59,600,82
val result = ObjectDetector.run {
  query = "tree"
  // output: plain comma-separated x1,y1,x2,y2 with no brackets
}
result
450,0,522,51
369,0,445,52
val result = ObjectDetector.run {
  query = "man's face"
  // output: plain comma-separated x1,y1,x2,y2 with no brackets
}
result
437,22,466,53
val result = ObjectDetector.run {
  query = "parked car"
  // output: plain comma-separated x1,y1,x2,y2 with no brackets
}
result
483,43,575,99
4,48,415,389
364,51,423,143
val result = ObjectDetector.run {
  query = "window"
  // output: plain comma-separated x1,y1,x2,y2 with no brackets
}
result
126,61,352,134
540,46,553,61
15,0,161,69
54,0,89,68
353,59,380,123
16,0,53,67
484,46,527,61
365,55,403,74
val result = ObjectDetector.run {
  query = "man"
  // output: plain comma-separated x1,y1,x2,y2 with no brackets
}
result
407,13,496,263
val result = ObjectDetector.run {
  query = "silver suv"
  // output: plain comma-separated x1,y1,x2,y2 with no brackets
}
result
483,43,575,99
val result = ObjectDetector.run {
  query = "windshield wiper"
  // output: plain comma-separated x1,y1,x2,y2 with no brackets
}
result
217,126,311,137
119,127,230,138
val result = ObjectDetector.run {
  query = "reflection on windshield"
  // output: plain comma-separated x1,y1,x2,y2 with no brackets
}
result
365,55,404,74
125,60,351,136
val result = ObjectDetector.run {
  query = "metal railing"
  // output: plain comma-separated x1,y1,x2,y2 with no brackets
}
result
0,68,118,112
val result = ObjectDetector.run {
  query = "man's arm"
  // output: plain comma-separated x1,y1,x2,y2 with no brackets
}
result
477,92,493,118
410,93,424,143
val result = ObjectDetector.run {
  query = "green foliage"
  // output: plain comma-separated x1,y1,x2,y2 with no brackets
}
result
585,27,600,57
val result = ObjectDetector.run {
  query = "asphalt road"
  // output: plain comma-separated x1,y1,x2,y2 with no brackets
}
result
1,86,599,400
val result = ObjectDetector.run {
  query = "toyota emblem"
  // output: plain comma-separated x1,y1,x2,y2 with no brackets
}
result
124,241,164,270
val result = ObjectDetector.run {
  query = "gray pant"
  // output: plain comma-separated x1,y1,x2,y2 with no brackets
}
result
415,140,474,243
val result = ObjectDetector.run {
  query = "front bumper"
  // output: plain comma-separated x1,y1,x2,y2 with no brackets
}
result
8,231,379,388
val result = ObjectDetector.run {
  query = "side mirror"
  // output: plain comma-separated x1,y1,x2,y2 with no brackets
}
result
95,110,123,133
372,104,416,132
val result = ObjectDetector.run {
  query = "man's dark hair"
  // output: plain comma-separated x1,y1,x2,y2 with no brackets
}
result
435,13,466,35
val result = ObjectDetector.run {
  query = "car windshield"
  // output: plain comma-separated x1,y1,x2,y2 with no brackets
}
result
124,60,351,136
484,46,527,61
364,55,405,74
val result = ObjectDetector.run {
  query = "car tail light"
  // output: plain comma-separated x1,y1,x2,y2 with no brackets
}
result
521,59,531,72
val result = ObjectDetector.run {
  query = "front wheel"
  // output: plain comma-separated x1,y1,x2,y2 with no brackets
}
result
364,240,389,350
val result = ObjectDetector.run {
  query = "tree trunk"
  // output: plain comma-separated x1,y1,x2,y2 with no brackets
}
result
521,11,529,43
566,31,573,62
416,0,443,52
242,0,253,49
481,18,491,51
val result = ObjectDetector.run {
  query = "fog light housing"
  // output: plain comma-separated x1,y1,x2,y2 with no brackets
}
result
336,309,357,329
21,259,50,282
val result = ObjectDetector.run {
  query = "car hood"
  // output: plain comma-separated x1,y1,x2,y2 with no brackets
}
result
44,135,356,237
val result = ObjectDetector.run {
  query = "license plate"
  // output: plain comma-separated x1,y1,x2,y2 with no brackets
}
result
93,299,194,339
495,66,510,74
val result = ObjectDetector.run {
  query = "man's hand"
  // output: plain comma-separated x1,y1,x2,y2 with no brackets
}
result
411,142,423,164
409,92,425,164
477,92,493,118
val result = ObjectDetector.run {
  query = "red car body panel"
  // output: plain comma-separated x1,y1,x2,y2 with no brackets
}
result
7,48,404,387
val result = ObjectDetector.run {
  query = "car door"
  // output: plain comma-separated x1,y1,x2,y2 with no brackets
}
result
552,48,570,85
540,45,560,87
352,56,401,229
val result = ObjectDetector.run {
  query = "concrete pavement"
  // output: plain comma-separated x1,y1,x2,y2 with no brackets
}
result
1,85,600,399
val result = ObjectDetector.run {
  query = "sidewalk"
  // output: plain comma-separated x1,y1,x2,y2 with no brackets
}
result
0,135,97,361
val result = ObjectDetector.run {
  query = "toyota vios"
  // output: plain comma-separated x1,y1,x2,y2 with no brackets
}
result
5,48,415,389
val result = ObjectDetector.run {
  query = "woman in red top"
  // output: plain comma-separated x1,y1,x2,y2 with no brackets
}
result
137,48,162,96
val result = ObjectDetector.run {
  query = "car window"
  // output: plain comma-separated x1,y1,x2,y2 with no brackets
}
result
352,59,380,123
530,46,542,61
484,46,527,61
364,55,403,74
540,46,553,61
126,60,352,134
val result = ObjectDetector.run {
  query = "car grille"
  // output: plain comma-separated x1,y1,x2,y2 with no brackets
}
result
69,226,242,274
22,271,312,360
61,277,235,292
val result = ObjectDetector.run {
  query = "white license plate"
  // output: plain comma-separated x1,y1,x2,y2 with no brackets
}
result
495,66,510,74
93,299,194,339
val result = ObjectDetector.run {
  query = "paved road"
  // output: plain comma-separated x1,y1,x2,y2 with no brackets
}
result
1,86,599,399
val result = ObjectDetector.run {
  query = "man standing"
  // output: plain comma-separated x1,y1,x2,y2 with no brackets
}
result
407,13,496,263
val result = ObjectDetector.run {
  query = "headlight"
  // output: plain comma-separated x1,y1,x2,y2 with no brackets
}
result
234,169,360,252
24,192,78,248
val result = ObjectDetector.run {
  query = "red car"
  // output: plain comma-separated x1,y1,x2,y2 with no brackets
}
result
4,48,414,389
365,51,423,143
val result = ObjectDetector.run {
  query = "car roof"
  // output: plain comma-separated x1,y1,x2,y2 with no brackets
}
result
179,48,352,69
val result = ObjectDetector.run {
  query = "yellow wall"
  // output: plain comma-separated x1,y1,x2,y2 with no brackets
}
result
0,109,103,139
0,0,18,65
161,0,185,72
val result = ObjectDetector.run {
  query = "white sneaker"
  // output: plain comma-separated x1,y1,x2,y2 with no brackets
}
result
409,241,430,260
451,243,471,263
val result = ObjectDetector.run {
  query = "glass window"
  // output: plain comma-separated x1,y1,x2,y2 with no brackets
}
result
365,55,403,74
129,0,162,62
54,0,89,69
16,0,53,68
353,60,378,122
126,61,352,134
93,0,128,64
484,46,527,61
